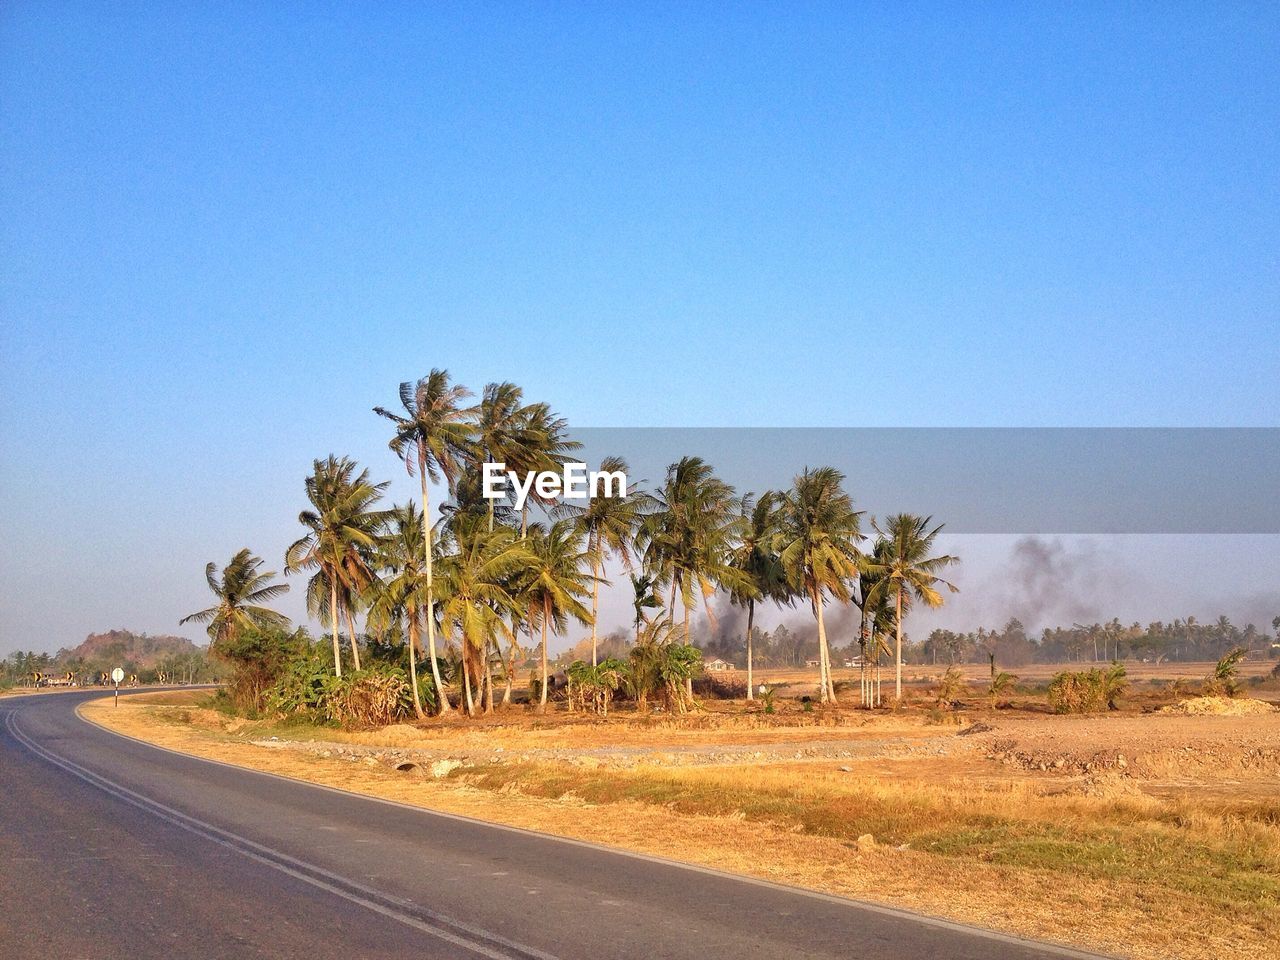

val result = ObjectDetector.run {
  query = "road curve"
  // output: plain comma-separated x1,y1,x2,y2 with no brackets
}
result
1,691,1105,960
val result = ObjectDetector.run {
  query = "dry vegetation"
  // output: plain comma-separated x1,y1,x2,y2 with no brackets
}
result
82,676,1280,960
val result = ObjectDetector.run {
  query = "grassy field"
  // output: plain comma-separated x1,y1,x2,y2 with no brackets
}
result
82,681,1280,960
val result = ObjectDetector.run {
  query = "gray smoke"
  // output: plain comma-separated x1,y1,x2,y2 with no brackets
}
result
990,536,1128,629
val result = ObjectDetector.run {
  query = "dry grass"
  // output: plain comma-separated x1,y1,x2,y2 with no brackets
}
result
755,660,1278,688
82,691,1280,960
1159,696,1279,716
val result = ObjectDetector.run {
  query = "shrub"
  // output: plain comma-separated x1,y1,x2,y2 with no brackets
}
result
1047,663,1127,713
1204,647,1247,698
566,658,627,715
320,665,412,727
627,619,701,713
213,626,310,714
266,651,333,719
987,671,1018,708
934,666,966,708
758,685,777,714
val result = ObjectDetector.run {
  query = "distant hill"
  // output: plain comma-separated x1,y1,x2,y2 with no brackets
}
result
56,629,205,668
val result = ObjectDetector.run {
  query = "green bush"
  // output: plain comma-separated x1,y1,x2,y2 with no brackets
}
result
319,665,413,727
1204,647,1247,698
1047,663,1127,713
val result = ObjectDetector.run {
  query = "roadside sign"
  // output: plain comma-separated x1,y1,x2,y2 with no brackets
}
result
111,667,124,684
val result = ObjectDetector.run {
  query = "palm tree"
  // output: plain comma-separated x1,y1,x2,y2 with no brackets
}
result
434,515,533,716
627,615,700,714
637,457,746,645
374,371,475,712
777,467,864,704
504,402,581,537
854,537,893,708
557,456,647,665
285,456,391,677
522,520,594,712
867,514,960,702
180,549,290,648
727,492,788,701
369,502,431,718
629,572,662,642
472,381,536,532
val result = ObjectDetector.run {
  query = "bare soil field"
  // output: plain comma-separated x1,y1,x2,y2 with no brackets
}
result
84,688,1280,960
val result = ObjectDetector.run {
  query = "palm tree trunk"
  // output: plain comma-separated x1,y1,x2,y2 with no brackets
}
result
814,591,835,704
538,600,550,713
420,462,451,714
483,638,495,714
745,600,755,702
329,578,343,678
590,553,601,666
502,617,519,706
894,586,904,701
462,644,475,716
344,606,362,672
682,598,693,701
407,612,425,719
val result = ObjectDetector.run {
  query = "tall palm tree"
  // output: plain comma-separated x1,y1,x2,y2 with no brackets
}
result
472,381,533,532
374,371,475,712
557,456,647,665
434,515,533,716
867,514,960,701
727,492,789,701
522,520,594,712
777,467,864,704
180,549,290,649
854,537,894,707
503,402,581,537
285,456,391,677
369,502,431,718
636,456,746,645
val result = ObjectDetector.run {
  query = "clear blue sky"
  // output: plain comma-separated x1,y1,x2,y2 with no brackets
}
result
2,4,1277,653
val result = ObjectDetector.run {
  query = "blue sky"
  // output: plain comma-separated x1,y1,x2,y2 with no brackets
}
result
2,4,1277,653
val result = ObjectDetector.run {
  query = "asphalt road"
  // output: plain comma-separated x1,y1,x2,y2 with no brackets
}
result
0,690,1105,959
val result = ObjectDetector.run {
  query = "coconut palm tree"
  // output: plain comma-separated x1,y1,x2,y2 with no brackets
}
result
285,456,391,677
630,572,663,643
557,456,647,665
776,467,864,704
504,402,581,537
521,520,594,712
472,381,536,532
180,549,291,649
369,502,432,718
867,514,960,702
727,491,789,701
374,371,476,712
636,456,746,645
434,515,533,716
854,537,894,708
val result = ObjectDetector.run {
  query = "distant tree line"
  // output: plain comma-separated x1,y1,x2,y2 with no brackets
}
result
1,643,224,689
921,615,1280,667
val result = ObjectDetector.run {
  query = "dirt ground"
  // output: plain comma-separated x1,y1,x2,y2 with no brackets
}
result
83,690,1280,960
